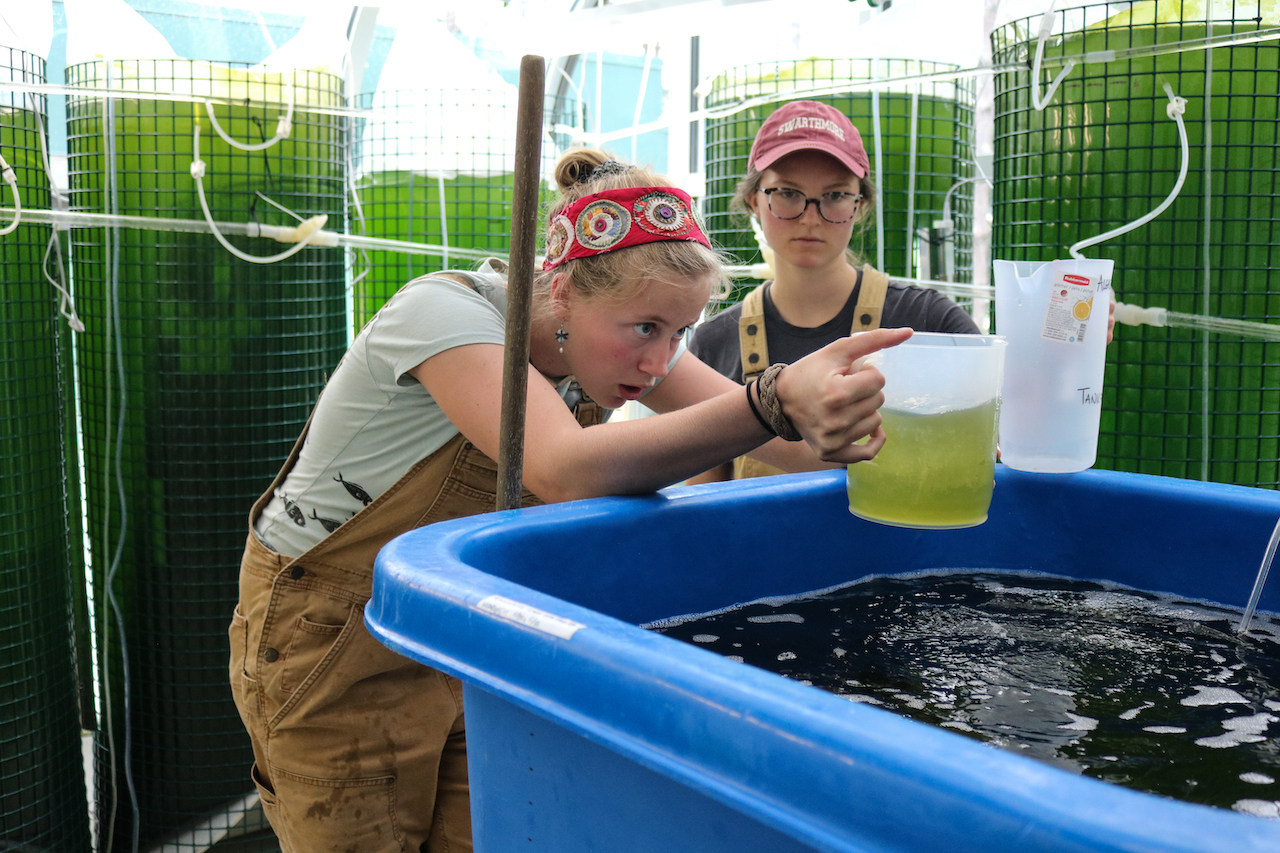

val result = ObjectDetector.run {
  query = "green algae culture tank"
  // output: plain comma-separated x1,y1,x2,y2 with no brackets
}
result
350,89,578,332
703,58,976,309
65,59,347,851
992,0,1280,487
0,47,94,853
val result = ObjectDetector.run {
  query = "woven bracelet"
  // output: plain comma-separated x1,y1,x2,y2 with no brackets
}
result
757,363,803,442
744,379,774,436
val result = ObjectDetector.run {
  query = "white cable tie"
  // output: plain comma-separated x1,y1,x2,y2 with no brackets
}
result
190,159,206,180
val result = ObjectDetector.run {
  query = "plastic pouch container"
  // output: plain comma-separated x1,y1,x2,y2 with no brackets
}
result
994,259,1113,473
846,332,1006,529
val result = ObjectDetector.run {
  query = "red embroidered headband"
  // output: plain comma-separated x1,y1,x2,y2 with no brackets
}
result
542,186,710,271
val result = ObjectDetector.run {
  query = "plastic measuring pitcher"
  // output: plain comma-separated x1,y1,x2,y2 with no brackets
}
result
847,332,1006,529
993,259,1113,473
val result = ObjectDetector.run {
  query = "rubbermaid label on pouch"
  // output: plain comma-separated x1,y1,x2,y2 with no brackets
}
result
1042,272,1099,344
478,595,584,640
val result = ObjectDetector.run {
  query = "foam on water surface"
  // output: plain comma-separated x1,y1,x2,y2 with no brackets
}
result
650,570,1280,816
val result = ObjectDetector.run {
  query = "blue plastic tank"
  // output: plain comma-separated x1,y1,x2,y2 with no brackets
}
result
367,468,1280,852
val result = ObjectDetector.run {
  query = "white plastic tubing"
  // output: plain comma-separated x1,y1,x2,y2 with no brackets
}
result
189,71,334,264
0,152,20,236
1069,83,1189,260
1028,0,1191,261
1031,0,1076,110
189,121,331,264
202,71,295,152
1030,0,1118,110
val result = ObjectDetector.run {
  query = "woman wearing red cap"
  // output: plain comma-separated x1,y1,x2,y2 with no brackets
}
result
230,145,910,852
690,99,1119,481
689,99,980,481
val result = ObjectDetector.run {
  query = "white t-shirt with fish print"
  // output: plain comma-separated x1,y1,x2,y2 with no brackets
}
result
253,259,681,558
254,262,514,557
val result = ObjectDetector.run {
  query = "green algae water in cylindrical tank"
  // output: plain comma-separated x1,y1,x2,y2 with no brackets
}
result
0,46,93,853
703,58,976,310
992,1,1280,487
66,58,346,851
846,333,1006,529
351,89,577,333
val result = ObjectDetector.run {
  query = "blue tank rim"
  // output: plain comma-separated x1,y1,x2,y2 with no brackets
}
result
369,467,1280,853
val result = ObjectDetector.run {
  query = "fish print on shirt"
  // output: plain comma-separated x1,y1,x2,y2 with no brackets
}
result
309,508,345,533
334,472,373,506
282,494,306,527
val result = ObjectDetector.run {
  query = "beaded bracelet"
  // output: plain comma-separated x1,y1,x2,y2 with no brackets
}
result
757,363,803,442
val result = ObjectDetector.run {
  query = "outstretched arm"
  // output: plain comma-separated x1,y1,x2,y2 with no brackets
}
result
412,327,910,503
649,329,913,474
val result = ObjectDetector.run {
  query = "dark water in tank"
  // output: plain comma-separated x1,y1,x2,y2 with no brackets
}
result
648,570,1280,818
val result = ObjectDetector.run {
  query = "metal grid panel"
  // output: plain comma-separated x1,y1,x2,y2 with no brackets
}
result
350,89,577,332
0,46,93,853
703,58,976,311
66,58,347,851
992,1,1280,487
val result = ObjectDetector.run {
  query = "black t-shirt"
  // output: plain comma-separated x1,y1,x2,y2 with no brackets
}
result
689,274,981,384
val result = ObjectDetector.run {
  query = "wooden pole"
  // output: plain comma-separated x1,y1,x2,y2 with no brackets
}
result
497,55,545,511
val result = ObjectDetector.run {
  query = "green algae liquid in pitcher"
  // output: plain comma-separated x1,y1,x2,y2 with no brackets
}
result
846,333,1005,529
847,400,1000,528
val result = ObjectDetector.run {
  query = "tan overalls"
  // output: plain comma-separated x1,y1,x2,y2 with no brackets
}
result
732,264,890,479
230,395,600,852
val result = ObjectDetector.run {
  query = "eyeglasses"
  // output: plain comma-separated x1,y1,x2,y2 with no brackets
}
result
759,187,864,223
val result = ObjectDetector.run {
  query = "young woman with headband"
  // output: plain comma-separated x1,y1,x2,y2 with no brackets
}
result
229,146,910,851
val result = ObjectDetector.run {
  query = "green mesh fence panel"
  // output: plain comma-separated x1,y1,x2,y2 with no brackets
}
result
66,59,347,851
703,58,976,311
350,89,578,332
0,47,93,853
992,0,1280,487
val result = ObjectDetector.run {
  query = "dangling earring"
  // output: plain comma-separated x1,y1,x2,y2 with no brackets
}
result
555,326,568,354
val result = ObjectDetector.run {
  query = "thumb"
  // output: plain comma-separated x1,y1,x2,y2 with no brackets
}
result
828,327,913,375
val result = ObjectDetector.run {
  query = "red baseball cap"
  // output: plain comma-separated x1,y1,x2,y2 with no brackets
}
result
748,100,870,179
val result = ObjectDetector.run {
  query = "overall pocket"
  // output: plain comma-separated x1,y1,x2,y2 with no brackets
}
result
280,615,346,694
229,605,249,685
263,764,403,853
